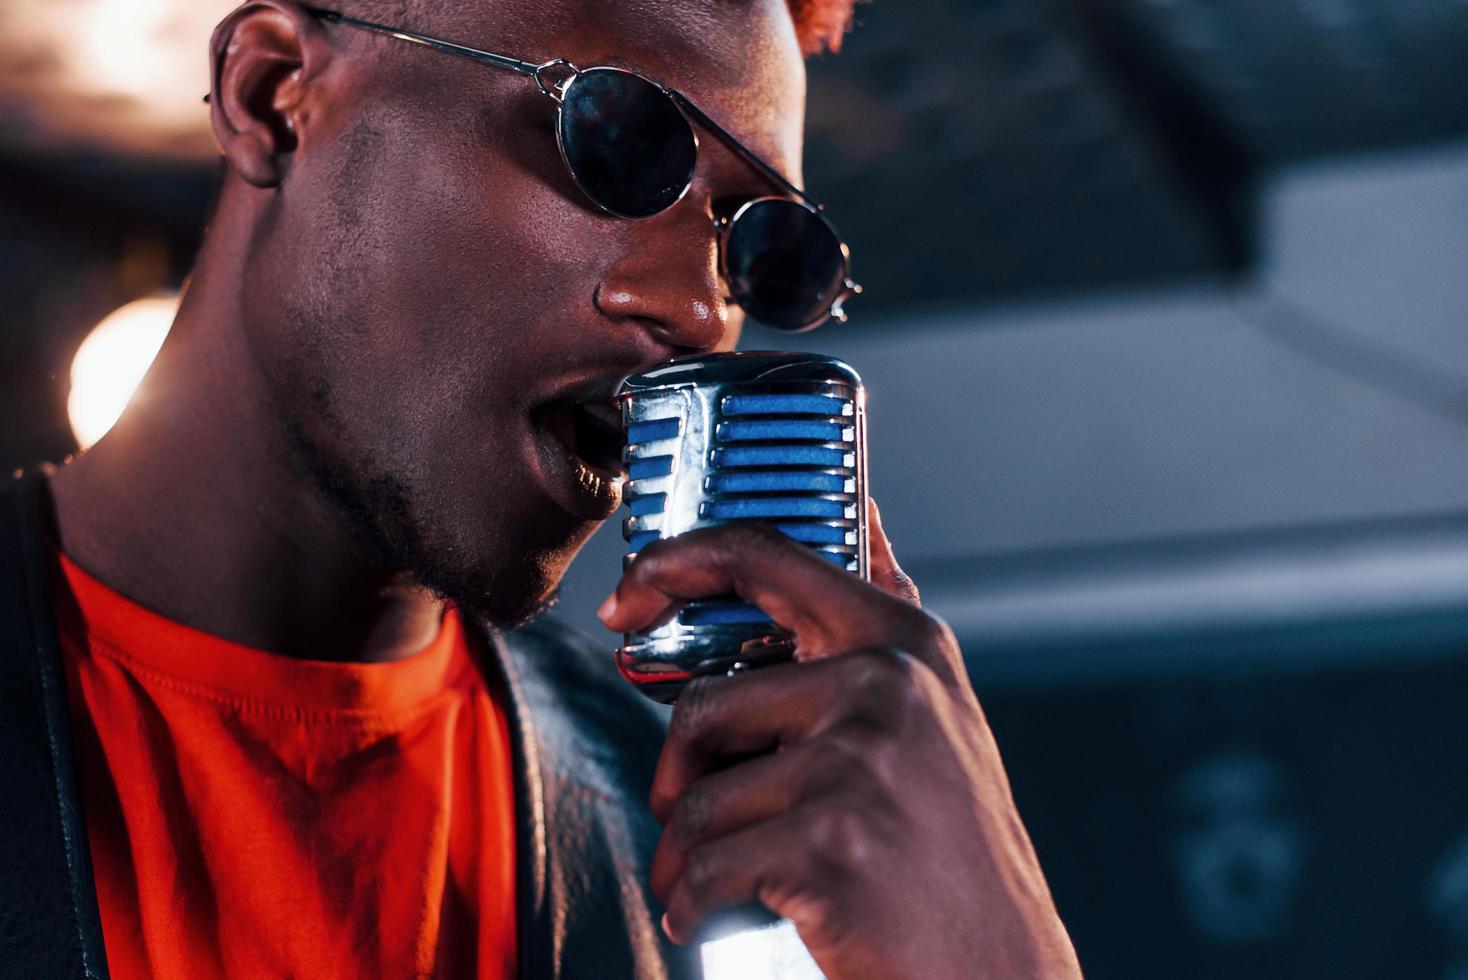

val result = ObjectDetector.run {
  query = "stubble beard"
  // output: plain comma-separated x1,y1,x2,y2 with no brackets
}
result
273,369,567,633
262,129,571,632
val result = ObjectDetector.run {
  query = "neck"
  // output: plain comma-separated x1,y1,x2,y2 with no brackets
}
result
47,193,444,664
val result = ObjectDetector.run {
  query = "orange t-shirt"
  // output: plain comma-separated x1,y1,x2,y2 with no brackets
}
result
50,550,518,980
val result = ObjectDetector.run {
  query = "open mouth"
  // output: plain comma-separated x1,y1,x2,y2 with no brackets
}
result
532,398,628,494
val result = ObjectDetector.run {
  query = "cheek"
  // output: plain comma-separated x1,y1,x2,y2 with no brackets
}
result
258,94,652,483
293,129,608,408
376,148,593,332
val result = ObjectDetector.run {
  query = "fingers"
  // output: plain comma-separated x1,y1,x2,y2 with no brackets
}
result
659,818,783,944
866,497,921,606
652,646,952,820
599,522,934,662
663,809,863,944
650,742,830,901
649,657,858,821
649,643,987,959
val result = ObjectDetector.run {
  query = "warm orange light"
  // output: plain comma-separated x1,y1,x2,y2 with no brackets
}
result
68,294,177,450
0,0,232,160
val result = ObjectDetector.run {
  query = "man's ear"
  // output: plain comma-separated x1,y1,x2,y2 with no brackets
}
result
208,1,329,187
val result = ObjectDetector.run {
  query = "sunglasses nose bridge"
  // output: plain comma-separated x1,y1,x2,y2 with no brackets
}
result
709,213,741,304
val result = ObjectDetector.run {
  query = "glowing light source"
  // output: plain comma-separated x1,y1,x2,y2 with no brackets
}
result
700,920,825,980
0,0,233,160
68,294,178,450
73,0,177,99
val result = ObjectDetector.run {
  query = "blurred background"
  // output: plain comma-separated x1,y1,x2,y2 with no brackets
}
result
5,0,1468,976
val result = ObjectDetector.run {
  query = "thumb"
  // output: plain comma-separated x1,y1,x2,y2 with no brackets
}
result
866,496,921,607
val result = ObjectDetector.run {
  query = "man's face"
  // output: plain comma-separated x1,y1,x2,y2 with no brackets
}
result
240,0,807,626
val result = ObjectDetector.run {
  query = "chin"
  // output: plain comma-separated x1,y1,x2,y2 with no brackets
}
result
411,511,600,632
283,406,602,629
428,556,564,631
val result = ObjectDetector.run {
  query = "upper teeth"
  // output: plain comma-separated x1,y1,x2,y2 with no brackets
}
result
580,400,624,431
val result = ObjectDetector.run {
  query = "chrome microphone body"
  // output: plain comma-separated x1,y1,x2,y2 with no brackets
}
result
615,351,869,704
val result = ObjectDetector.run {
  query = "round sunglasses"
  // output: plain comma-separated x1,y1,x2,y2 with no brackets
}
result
298,6,860,332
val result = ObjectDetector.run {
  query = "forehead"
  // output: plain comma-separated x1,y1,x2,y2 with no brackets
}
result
466,0,807,176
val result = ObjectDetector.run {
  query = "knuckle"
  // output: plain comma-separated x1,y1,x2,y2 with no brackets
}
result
626,537,671,581
668,676,720,744
852,644,906,682
808,729,873,790
804,805,869,872
847,645,917,702
683,845,724,901
773,882,845,943
909,608,955,651
821,722,906,800
862,735,907,797
671,783,716,843
839,646,935,735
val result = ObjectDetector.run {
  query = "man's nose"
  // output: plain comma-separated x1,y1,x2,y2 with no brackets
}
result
593,207,736,354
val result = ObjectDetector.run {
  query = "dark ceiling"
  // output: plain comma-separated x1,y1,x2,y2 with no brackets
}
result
2,0,1466,325
798,0,1468,314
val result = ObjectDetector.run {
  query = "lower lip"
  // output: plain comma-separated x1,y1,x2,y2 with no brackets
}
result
531,422,625,521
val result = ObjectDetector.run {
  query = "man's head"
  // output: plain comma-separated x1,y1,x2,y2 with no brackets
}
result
203,0,854,627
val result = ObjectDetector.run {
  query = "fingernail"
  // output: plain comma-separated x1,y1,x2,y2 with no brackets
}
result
597,592,618,624
661,912,676,942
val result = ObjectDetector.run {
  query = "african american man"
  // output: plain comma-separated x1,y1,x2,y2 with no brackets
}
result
0,0,1083,977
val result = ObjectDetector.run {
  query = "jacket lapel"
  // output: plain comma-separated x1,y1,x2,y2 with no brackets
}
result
479,617,701,980
470,623,554,980
0,469,110,979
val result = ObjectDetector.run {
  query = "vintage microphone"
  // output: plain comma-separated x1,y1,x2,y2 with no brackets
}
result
615,350,870,699
615,350,870,980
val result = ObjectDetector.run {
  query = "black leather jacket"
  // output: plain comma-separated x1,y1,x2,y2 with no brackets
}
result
0,468,699,980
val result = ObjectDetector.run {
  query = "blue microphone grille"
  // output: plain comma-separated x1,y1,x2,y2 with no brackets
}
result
712,446,853,468
614,352,868,702
622,388,861,630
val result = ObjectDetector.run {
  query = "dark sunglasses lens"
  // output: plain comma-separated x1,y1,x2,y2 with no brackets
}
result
558,68,696,218
724,199,846,331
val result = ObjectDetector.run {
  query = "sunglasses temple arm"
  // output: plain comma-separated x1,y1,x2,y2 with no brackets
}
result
292,11,820,212
300,6,541,76
669,91,822,211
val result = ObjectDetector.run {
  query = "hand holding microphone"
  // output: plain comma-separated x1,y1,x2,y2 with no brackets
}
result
598,359,1081,980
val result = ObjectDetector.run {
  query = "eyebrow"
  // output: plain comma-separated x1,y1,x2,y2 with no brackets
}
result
305,6,813,203
601,55,653,75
